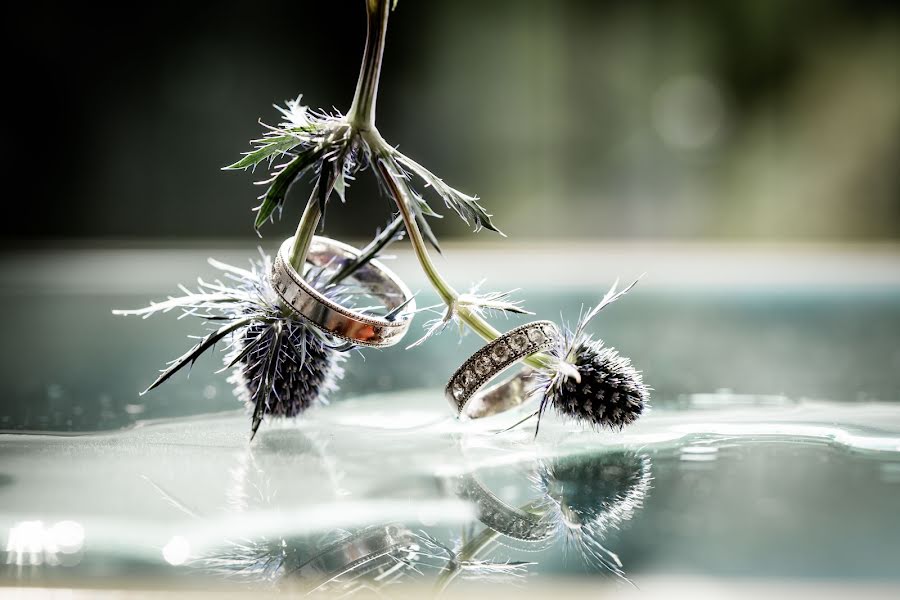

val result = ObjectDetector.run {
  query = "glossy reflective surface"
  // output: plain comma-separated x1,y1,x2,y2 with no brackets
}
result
1,248,899,594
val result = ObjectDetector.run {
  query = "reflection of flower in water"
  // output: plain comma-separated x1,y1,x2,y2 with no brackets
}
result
196,439,433,593
197,521,529,594
532,451,652,578
198,524,433,594
448,449,651,584
183,437,527,594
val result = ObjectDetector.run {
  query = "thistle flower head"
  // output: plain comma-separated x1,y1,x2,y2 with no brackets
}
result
220,253,345,433
531,279,649,432
114,251,351,439
535,452,652,534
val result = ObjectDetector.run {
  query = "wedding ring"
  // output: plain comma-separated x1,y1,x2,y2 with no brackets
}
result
271,236,415,348
446,321,560,419
294,524,419,586
457,474,554,542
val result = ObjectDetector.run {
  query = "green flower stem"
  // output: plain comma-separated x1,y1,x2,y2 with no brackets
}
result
290,0,553,372
288,189,321,272
289,0,388,271
347,0,390,131
371,139,552,371
434,526,501,594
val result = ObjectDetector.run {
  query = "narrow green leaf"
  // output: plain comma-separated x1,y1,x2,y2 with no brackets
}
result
395,151,501,234
333,170,347,203
316,161,336,218
254,148,321,229
328,214,405,285
410,190,442,255
224,134,304,170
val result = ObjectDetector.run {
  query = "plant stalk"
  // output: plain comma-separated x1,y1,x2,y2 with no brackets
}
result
288,189,322,273
373,145,553,371
434,499,547,594
347,0,390,131
290,0,554,372
289,0,389,271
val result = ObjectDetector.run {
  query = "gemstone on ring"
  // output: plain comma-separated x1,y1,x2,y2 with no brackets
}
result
491,344,510,364
446,321,560,419
509,332,528,352
474,355,492,376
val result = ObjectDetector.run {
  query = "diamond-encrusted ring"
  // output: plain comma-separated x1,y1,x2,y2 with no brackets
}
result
271,236,416,348
446,321,560,419
458,474,554,542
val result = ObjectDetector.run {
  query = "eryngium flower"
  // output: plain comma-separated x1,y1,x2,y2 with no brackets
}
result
535,452,651,534
540,339,647,430
113,251,345,439
223,261,345,438
227,320,341,421
531,280,649,432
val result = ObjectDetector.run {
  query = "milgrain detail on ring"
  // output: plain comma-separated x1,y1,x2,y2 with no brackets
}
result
446,320,560,416
273,253,394,330
271,236,415,348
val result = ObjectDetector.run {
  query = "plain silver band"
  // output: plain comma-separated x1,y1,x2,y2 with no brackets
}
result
271,236,415,348
294,524,416,585
446,320,560,419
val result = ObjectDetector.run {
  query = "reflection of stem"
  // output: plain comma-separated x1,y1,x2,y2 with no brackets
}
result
434,499,546,595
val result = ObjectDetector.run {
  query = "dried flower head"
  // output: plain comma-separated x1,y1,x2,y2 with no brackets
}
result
531,279,649,433
221,256,346,435
113,251,349,439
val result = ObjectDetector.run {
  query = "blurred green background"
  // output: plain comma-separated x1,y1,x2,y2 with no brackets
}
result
3,0,898,244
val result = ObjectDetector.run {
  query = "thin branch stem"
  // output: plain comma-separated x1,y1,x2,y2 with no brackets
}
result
371,139,552,371
434,498,547,594
289,187,321,273
347,0,390,130
289,0,389,271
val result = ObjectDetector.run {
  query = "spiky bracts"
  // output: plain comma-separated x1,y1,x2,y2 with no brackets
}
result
530,279,650,433
227,311,344,438
113,252,345,439
224,96,499,243
542,339,648,430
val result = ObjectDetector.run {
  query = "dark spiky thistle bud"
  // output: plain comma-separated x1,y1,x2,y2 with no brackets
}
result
545,339,647,430
531,279,650,432
536,451,652,532
224,265,345,429
114,251,348,439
